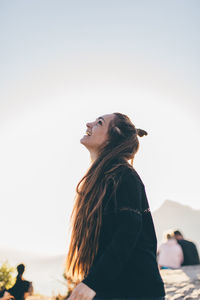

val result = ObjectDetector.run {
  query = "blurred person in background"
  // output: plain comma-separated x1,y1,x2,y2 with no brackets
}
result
174,230,200,266
157,231,184,269
8,264,33,300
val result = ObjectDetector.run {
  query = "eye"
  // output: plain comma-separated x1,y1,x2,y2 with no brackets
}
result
97,120,103,125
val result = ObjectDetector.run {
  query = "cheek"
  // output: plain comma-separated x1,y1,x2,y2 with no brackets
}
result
96,131,108,145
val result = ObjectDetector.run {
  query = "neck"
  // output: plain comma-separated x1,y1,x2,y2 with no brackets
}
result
90,150,98,162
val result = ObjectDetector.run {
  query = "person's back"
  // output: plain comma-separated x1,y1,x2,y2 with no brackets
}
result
158,235,184,269
9,278,30,300
178,239,200,266
83,166,165,298
8,264,33,300
174,230,200,266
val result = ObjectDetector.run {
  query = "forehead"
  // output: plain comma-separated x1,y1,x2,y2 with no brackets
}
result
99,113,115,124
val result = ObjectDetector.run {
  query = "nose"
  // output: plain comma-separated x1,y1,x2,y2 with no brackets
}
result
86,121,93,128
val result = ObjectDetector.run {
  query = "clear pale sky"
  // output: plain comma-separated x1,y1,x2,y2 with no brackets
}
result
0,0,200,255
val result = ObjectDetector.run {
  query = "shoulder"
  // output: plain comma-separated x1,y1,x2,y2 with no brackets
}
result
22,280,31,291
179,239,191,245
181,239,197,247
118,165,144,190
115,165,144,211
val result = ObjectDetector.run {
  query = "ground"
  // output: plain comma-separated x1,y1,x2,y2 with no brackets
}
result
161,265,200,299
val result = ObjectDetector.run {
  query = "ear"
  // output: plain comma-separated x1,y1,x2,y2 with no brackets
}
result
114,127,121,135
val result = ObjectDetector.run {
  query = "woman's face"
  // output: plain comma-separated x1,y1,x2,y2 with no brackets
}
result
80,114,115,153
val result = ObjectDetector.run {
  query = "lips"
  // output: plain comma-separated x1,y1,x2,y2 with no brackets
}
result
86,130,92,136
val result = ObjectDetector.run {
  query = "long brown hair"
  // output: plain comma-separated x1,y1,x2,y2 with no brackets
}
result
66,113,147,282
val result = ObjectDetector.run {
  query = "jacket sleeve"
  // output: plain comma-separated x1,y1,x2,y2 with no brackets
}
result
82,171,143,291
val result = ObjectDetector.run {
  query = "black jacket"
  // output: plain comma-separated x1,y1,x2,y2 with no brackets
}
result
8,277,32,300
178,239,200,266
82,165,165,298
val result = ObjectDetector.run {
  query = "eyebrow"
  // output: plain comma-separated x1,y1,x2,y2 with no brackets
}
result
97,116,105,123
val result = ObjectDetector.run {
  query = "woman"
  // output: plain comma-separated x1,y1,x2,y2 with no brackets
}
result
157,231,184,269
66,113,165,300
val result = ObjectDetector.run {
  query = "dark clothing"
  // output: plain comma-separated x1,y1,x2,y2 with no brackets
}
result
93,298,165,300
93,297,165,300
83,166,165,298
8,277,31,300
178,239,200,266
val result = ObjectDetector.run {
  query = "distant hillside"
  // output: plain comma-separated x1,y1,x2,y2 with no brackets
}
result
152,200,200,251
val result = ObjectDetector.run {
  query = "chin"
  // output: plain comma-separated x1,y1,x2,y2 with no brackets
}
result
80,137,94,153
80,136,89,146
